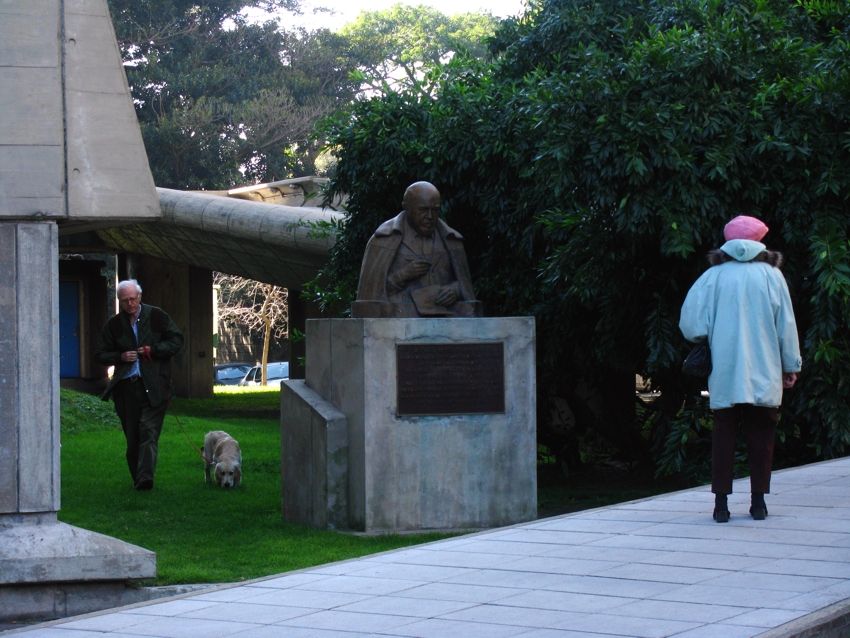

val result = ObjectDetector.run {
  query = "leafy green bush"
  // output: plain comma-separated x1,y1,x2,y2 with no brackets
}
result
314,0,850,477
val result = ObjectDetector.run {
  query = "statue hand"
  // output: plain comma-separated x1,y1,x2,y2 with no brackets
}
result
434,286,458,307
400,260,431,282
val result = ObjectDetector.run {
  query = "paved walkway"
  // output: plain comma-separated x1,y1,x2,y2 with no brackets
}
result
7,457,850,638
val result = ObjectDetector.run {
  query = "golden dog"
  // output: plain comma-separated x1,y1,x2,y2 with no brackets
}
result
202,430,242,488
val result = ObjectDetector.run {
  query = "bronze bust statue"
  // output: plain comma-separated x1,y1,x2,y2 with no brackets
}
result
351,181,481,318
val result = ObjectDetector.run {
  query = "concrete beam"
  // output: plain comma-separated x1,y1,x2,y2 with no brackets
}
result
157,188,341,259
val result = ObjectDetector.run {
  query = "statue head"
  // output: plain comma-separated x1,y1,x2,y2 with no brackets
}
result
402,181,441,237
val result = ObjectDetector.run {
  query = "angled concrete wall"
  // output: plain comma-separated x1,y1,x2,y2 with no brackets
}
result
0,2,64,216
64,0,159,219
281,381,349,529
0,1,158,221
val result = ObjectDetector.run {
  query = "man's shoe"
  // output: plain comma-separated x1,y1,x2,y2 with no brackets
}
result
135,479,154,491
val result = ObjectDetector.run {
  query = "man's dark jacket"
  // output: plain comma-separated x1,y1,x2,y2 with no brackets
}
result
96,304,184,407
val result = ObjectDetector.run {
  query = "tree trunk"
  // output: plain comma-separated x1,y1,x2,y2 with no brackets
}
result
261,317,271,385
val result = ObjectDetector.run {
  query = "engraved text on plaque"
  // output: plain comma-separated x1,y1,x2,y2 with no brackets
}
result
396,343,504,415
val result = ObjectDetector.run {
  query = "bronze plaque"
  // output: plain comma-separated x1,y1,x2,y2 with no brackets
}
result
396,342,505,416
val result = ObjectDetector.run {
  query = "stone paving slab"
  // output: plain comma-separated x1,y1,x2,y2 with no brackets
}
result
5,457,849,638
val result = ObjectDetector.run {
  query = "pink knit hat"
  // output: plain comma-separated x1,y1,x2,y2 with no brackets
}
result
724,215,769,241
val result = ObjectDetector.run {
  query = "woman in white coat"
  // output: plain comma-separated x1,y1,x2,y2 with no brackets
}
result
680,215,802,523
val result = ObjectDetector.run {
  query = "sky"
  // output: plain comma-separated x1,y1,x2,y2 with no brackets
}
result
265,0,527,31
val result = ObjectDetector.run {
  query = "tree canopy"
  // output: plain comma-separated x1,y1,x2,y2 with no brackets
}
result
314,0,850,478
108,0,359,188
339,4,500,93
108,1,500,189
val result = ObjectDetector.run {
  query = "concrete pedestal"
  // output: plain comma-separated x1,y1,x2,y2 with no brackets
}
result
282,317,537,533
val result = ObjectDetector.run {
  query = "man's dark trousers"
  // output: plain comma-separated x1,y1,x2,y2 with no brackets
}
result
112,377,167,488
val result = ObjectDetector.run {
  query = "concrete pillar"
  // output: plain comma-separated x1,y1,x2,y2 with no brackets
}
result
0,222,155,623
0,223,60,516
186,267,214,397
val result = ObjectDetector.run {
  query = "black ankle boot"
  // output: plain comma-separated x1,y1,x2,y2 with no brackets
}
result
713,494,730,523
750,493,767,520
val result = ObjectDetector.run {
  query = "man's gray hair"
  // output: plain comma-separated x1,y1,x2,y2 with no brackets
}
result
116,279,142,296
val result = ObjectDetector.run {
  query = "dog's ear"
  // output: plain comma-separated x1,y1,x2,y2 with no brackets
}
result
234,466,242,485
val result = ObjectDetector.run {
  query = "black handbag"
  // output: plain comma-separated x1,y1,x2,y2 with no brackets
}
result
682,342,712,377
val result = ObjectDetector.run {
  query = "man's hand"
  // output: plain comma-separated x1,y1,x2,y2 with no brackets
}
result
398,260,431,283
120,350,138,362
138,345,152,361
783,372,798,389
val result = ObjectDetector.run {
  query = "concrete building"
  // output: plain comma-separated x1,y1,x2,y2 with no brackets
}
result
0,0,339,623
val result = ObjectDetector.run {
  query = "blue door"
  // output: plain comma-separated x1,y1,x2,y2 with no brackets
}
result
59,281,81,378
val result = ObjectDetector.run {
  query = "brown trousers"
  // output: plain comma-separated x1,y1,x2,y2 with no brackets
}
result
712,405,780,495
112,377,167,487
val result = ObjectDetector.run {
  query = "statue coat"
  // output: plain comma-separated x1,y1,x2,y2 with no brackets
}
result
353,211,479,317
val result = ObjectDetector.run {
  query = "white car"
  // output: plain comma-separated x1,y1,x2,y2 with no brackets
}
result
239,361,289,386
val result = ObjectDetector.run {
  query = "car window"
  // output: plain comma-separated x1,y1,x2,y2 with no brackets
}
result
267,362,289,379
217,366,248,381
241,362,289,383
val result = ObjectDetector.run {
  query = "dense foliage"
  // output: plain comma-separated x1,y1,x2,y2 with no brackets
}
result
340,5,499,93
107,1,500,190
108,0,360,188
314,0,850,477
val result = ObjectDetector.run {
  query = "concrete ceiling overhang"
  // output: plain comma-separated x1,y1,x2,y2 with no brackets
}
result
63,187,344,290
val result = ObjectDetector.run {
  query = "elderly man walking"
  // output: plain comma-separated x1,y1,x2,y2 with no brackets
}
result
96,279,183,490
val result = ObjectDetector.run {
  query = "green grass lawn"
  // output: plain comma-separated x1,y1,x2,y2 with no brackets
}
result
58,387,450,586
59,386,682,587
